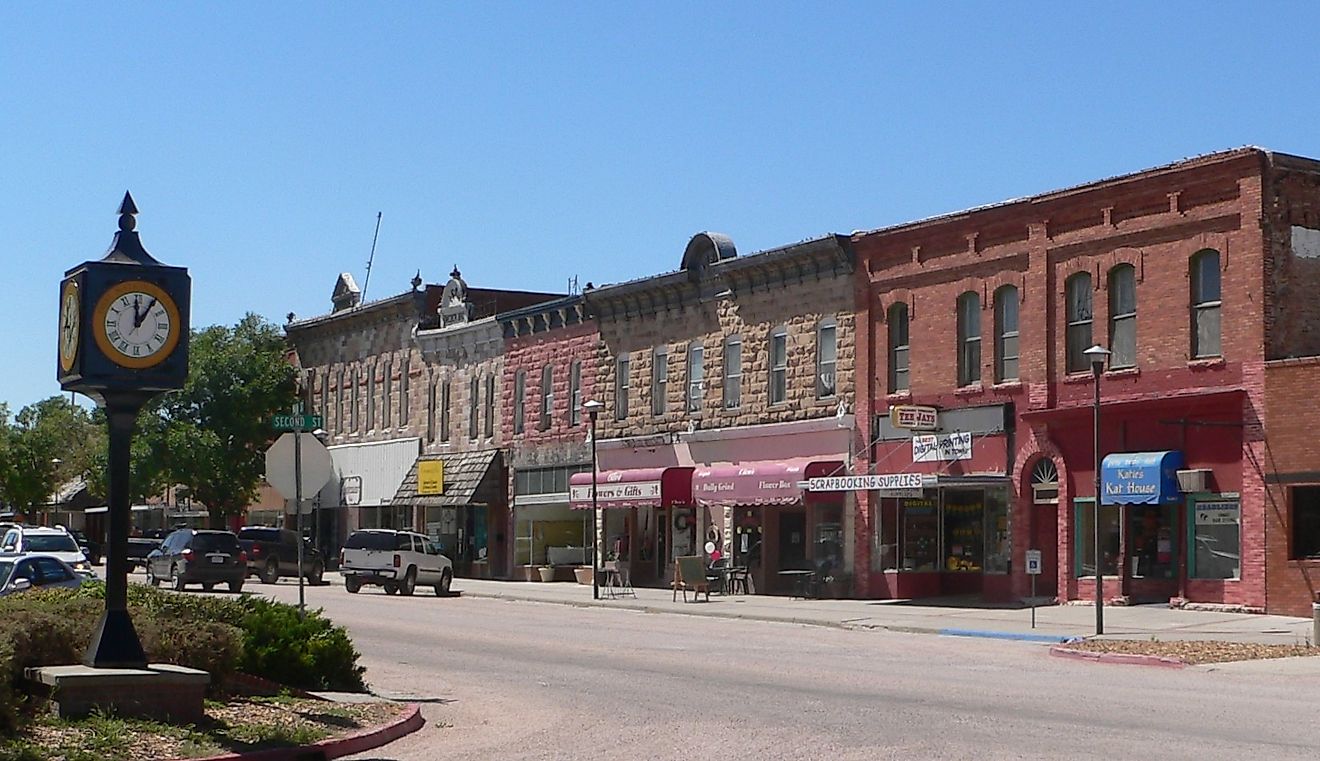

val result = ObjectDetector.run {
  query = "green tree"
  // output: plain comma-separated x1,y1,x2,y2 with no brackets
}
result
0,397,101,512
148,314,299,521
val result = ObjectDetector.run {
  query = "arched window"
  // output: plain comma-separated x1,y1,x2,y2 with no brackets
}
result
994,286,1019,382
1108,265,1137,369
1032,459,1059,505
1191,250,1221,358
1065,273,1093,373
887,303,909,393
957,291,981,386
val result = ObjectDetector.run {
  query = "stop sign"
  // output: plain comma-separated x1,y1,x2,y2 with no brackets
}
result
265,433,334,511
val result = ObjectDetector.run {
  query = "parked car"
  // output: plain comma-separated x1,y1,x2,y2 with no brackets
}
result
123,536,163,571
237,526,325,585
145,529,246,593
339,529,453,596
0,525,95,577
71,530,102,565
0,554,88,596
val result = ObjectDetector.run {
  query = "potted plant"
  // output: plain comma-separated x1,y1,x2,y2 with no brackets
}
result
537,565,556,582
574,566,594,585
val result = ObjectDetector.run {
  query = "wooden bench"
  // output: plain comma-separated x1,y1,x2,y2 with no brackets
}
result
672,555,711,603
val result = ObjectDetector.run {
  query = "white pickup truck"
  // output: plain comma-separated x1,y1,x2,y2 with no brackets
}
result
339,529,454,596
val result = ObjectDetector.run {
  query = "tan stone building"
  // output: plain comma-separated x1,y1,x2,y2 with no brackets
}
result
578,233,858,595
286,269,560,575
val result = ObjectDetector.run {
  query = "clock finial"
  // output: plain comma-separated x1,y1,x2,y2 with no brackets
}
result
102,191,160,265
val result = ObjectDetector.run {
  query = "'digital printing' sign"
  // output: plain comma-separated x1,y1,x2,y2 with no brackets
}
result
912,431,972,462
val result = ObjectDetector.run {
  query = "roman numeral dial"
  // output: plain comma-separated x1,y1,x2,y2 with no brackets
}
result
92,280,181,369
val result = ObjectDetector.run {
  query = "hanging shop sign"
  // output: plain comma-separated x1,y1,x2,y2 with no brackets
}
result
340,476,362,506
890,405,939,431
1101,450,1185,505
912,431,972,462
417,460,444,495
807,472,936,496
569,479,662,504
1194,500,1239,525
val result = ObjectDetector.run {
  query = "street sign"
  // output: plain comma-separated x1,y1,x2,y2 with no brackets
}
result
890,404,938,431
1025,549,1043,575
271,414,323,431
265,432,334,511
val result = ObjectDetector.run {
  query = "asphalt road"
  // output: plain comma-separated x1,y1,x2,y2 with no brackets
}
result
242,578,1320,761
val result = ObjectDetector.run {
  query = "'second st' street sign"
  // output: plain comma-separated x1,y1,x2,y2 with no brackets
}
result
890,404,938,431
272,414,323,431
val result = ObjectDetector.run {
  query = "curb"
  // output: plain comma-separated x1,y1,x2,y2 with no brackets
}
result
177,702,424,761
939,628,1073,644
1048,645,1187,669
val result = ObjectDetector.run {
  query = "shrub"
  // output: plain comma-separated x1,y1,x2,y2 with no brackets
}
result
235,597,365,693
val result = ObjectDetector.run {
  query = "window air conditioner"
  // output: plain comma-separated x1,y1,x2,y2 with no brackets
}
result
1176,469,1211,493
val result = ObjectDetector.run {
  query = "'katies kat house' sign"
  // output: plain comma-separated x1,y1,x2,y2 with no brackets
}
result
1100,451,1185,505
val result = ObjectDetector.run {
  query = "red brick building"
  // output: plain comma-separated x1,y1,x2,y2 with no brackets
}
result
499,296,599,580
852,148,1320,614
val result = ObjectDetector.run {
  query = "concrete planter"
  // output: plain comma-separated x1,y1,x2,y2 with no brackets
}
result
537,566,556,583
574,566,594,585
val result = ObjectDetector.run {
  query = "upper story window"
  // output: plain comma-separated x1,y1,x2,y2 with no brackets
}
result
994,286,1019,383
399,357,410,426
1065,272,1093,374
350,368,360,432
816,319,837,399
687,342,704,414
440,379,451,442
514,370,526,435
468,376,479,440
769,326,788,405
367,365,376,430
485,375,496,438
1191,249,1221,358
615,355,630,421
956,292,981,387
887,303,909,393
569,360,582,426
652,347,668,416
383,359,393,429
723,337,742,409
426,378,436,443
539,365,553,431
1109,265,1137,369
335,369,345,433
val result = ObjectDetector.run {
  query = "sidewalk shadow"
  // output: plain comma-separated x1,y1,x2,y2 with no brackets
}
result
875,594,1048,610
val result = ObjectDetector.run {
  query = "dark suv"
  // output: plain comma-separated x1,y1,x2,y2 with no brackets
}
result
145,529,246,593
237,526,325,585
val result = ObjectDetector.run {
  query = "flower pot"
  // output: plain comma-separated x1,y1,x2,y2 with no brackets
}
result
574,566,594,585
537,566,556,583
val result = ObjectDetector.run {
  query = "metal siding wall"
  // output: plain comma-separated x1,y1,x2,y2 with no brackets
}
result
324,438,422,507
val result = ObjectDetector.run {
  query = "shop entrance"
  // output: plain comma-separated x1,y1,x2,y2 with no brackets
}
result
778,511,807,570
1031,504,1058,598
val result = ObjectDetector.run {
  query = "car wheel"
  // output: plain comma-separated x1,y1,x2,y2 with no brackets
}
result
171,565,186,592
202,583,216,592
399,568,416,596
262,558,280,584
146,566,159,588
435,569,452,597
345,575,362,593
383,583,399,595
228,579,244,593
308,561,324,586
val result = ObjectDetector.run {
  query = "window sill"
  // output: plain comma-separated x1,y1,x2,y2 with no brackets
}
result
954,383,985,397
885,392,912,403
990,380,1023,392
1105,367,1140,379
1062,372,1094,385
1188,357,1225,370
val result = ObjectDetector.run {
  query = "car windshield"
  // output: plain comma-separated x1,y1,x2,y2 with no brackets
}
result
0,561,12,587
192,533,239,552
345,532,397,551
26,535,79,553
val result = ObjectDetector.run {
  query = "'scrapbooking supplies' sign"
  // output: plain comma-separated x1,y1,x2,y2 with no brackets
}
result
807,473,933,494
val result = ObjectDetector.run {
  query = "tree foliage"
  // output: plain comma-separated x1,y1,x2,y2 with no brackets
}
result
0,397,102,512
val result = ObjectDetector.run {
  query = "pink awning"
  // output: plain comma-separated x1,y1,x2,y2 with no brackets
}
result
692,460,846,507
569,467,694,509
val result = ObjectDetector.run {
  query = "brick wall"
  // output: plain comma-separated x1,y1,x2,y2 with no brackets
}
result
1263,358,1320,615
503,320,598,466
1265,160,1320,360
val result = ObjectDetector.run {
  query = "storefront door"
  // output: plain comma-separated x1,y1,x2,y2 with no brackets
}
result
778,511,807,569
1031,504,1058,598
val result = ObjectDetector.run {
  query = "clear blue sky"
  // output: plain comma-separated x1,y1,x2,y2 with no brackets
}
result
3,3,1316,413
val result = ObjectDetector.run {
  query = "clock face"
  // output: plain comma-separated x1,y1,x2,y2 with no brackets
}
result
92,280,181,369
58,280,80,372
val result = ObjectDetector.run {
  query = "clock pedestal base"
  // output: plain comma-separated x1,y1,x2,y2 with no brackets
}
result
84,609,148,669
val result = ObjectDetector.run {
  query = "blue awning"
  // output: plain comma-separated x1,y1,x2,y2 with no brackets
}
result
1101,451,1185,505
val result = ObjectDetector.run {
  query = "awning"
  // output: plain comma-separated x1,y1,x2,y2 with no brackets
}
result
569,467,693,509
1101,451,1185,505
692,460,845,508
391,449,503,508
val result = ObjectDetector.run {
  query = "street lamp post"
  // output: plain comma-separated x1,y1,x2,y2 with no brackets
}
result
584,400,604,601
1084,344,1111,636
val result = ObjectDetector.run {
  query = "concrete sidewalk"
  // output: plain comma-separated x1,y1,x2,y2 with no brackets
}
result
450,577,1317,645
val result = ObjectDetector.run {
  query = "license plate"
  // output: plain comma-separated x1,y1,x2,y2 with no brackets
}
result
210,555,225,564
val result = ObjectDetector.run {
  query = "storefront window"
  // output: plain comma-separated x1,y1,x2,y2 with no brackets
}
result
943,489,983,572
1191,497,1240,579
983,488,1011,574
1129,504,1176,579
900,497,939,572
873,498,899,571
1075,499,1119,577
814,505,844,578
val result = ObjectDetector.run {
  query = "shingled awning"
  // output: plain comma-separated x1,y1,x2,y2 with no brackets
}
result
390,449,503,508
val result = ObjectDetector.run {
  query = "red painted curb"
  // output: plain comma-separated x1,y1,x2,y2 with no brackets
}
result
1049,645,1187,669
174,702,424,761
